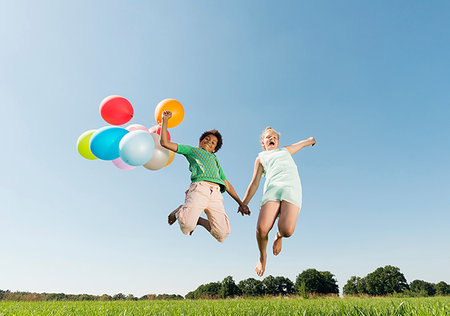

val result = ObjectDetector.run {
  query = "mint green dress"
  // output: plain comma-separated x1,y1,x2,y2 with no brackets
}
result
258,147,302,209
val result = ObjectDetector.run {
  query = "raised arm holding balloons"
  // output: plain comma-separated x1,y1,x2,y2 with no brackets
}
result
160,110,250,243
160,111,177,152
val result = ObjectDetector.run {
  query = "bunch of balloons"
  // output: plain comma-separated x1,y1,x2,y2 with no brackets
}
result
76,95,184,171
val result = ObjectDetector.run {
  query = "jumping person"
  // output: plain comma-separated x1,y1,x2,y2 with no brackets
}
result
160,110,250,242
242,127,316,276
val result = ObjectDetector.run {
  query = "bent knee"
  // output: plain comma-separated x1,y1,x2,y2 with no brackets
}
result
180,224,196,235
279,227,294,238
211,230,229,243
216,235,227,243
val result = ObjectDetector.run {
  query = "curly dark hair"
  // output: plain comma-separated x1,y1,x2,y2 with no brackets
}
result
199,129,223,152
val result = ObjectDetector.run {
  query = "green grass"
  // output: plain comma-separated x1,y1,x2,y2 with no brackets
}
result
0,297,448,315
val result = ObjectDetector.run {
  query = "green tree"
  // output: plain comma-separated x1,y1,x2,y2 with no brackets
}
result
295,269,339,295
99,294,112,301
237,278,263,297
199,282,221,298
126,294,137,301
343,276,361,296
77,294,96,301
262,275,278,295
435,281,450,296
321,271,339,294
296,269,322,294
357,277,368,294
140,294,156,300
273,276,295,296
219,276,241,298
364,265,408,296
155,294,183,300
112,293,126,301
298,281,308,299
78,294,98,301
187,282,221,299
45,293,67,301
410,280,436,296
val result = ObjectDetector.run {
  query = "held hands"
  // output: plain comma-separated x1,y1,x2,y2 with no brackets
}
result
238,204,251,216
162,110,172,122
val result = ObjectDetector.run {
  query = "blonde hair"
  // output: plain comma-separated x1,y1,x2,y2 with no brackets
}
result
260,126,280,150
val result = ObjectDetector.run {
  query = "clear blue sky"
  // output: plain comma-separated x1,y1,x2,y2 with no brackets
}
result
1,1,449,296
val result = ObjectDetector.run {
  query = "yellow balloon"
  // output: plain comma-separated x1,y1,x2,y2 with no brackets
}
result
164,150,175,167
77,130,98,160
155,99,184,128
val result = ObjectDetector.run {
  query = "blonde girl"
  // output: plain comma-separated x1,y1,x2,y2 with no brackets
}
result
241,127,315,276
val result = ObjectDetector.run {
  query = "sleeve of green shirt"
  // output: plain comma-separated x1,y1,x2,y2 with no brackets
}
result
176,144,193,156
218,163,227,181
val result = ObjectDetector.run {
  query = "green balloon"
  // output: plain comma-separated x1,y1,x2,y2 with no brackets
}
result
77,129,98,160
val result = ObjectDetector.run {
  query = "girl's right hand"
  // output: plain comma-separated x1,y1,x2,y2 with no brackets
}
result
162,110,172,121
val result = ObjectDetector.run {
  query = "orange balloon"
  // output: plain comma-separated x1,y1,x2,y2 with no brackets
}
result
164,150,175,167
155,99,184,128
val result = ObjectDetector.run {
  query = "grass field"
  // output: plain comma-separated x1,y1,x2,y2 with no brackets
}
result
0,297,449,315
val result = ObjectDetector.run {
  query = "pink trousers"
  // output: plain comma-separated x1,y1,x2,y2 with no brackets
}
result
176,181,230,242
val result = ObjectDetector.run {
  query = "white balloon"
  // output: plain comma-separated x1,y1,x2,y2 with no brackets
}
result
143,133,170,170
119,130,155,166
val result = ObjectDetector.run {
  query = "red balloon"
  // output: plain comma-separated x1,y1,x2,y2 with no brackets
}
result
148,125,171,141
99,95,134,125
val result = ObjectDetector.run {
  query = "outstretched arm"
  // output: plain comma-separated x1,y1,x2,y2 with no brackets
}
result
160,111,178,152
242,157,264,206
225,180,250,216
285,137,316,155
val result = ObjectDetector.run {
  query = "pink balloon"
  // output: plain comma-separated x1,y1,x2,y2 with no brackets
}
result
126,124,149,132
148,125,171,141
112,157,136,170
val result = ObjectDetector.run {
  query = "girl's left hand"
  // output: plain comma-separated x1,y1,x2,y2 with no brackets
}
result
238,205,251,216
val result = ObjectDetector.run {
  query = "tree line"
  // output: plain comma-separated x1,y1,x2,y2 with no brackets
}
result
185,269,338,299
1,266,448,301
343,265,450,297
0,291,183,301
186,265,448,299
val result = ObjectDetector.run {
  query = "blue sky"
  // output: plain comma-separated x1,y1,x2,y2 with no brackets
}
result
1,1,449,296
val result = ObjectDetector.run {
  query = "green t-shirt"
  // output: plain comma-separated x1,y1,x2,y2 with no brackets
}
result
176,144,227,193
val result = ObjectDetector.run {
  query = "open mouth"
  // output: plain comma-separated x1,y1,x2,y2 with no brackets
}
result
269,141,275,146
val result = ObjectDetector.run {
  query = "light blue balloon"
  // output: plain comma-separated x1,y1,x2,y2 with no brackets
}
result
89,126,129,160
119,130,155,166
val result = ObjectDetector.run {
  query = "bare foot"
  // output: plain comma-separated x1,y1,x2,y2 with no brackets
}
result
273,232,282,256
255,254,267,277
168,206,181,225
